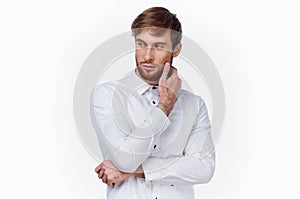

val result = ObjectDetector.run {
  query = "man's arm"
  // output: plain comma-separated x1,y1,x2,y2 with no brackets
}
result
97,97,215,186
97,67,215,186
91,83,170,172
94,63,183,185
142,98,215,185
91,63,179,173
139,66,215,185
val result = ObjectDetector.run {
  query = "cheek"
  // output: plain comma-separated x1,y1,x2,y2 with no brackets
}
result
135,50,144,60
158,52,172,62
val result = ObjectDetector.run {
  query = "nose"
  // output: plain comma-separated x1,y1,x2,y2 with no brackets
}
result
144,47,154,62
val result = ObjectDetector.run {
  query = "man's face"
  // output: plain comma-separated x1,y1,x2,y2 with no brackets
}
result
135,30,174,85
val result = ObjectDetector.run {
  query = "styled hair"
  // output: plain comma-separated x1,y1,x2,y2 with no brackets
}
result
131,7,182,49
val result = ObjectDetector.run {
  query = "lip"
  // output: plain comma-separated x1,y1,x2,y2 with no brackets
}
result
141,64,155,71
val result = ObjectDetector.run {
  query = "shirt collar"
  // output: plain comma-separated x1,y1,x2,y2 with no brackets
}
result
125,69,156,95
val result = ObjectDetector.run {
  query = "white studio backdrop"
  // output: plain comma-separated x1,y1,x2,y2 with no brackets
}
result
0,0,299,198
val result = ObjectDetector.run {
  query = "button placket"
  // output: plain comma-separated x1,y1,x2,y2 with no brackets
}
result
151,86,159,106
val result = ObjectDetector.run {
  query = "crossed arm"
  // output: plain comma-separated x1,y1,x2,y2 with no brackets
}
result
94,96,215,188
91,64,215,188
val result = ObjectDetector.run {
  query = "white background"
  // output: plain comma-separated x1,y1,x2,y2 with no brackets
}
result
1,0,299,198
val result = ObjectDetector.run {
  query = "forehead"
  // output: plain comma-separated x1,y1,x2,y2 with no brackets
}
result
135,29,172,44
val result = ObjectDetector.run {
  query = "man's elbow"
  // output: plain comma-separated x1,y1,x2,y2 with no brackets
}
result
201,165,215,184
110,149,149,173
196,158,215,184
111,155,142,173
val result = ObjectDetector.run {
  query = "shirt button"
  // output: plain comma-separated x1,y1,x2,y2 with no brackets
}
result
153,145,157,149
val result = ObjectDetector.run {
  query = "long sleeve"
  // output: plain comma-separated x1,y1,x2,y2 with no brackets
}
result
90,83,171,172
142,97,215,185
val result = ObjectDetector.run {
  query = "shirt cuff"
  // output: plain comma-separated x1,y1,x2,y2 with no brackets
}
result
149,106,170,135
142,157,176,182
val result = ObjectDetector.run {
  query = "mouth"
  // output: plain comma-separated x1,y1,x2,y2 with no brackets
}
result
141,64,156,71
141,63,164,70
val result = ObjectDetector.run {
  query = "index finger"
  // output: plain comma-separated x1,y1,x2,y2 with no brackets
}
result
159,62,170,85
95,164,101,173
162,62,171,78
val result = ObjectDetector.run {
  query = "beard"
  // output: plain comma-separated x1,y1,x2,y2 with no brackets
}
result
135,56,173,83
136,64,163,83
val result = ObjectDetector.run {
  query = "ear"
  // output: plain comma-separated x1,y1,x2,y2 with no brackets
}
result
172,43,182,57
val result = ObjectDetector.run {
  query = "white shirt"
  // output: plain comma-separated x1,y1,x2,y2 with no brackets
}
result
90,70,215,199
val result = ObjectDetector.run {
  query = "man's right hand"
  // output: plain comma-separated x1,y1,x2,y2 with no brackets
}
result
95,160,145,188
157,62,182,116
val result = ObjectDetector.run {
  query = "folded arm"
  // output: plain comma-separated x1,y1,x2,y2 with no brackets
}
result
96,97,215,186
90,84,170,172
142,98,215,185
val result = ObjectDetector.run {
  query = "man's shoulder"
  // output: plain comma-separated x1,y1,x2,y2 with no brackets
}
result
179,89,203,101
94,80,119,93
179,89,206,109
93,71,139,94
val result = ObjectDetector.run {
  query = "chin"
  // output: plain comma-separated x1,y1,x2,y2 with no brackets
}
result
139,71,160,83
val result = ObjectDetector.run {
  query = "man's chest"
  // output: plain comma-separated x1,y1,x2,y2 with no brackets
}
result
127,93,198,157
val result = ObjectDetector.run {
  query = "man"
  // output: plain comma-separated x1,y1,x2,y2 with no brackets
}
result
90,7,215,199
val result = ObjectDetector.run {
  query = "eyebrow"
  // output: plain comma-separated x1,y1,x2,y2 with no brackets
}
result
135,38,146,43
135,38,167,46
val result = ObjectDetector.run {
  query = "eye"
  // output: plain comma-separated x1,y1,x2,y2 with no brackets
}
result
154,44,165,49
136,41,146,48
